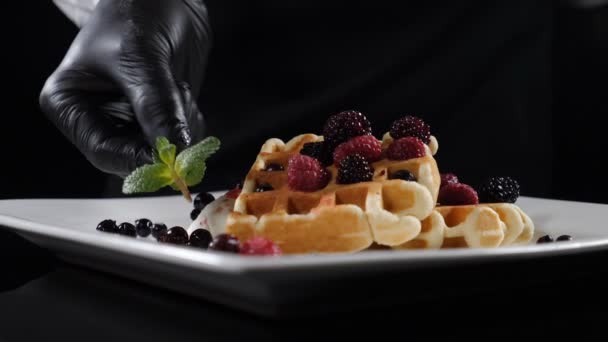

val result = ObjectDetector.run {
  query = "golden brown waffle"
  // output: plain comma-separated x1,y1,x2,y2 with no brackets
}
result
394,203,535,249
225,133,441,254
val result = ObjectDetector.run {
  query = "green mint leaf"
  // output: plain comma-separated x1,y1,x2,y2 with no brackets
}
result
155,137,171,152
153,137,177,166
152,150,162,164
122,164,173,194
174,136,220,186
158,144,176,166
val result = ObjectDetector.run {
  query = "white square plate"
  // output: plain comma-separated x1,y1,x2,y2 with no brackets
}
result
1,194,607,316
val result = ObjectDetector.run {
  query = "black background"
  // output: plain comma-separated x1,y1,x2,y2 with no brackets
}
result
1,1,608,340
1,1,607,203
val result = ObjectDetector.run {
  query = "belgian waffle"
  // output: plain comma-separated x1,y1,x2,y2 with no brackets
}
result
394,203,535,249
225,133,441,254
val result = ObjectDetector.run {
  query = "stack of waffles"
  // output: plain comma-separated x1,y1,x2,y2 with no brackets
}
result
224,112,534,254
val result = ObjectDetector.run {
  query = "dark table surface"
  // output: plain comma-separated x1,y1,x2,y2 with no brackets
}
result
1,228,607,341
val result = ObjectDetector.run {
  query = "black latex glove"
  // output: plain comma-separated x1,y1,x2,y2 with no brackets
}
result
40,0,211,177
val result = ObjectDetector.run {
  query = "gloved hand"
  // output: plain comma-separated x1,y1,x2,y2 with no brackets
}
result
40,0,211,177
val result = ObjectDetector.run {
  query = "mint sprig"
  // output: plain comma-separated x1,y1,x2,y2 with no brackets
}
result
122,136,220,202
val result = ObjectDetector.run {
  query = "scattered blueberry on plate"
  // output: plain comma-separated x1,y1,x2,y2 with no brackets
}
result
209,234,240,253
193,192,215,211
157,226,189,245
151,223,168,239
189,229,213,249
117,222,137,237
135,218,153,237
96,219,118,233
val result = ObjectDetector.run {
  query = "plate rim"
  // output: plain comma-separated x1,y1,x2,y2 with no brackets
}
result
2,195,608,273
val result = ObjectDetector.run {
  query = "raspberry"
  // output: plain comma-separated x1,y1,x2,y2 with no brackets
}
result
386,137,426,161
300,141,332,166
322,110,372,151
440,173,459,188
240,237,282,256
337,154,374,184
477,176,520,203
438,183,479,205
287,155,330,192
390,115,431,144
333,135,382,165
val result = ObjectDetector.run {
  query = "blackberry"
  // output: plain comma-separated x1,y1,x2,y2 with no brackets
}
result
478,176,520,203
337,154,374,184
322,110,372,151
390,170,416,181
389,115,431,144
300,141,332,166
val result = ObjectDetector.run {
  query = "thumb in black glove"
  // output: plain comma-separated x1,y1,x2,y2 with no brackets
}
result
40,0,212,177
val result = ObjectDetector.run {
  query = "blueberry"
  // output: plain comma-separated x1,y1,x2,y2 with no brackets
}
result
208,234,240,253
255,183,273,192
536,235,554,244
193,192,215,211
189,229,213,249
389,170,417,181
96,219,118,233
190,208,201,220
134,218,153,237
265,163,284,172
157,226,189,245
117,222,137,237
151,223,168,239
556,235,573,242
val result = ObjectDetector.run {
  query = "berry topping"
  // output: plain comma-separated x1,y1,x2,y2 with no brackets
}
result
389,170,416,181
537,235,554,244
556,235,573,241
386,137,426,161
287,155,330,192
337,154,374,184
440,173,459,188
157,226,189,245
225,187,242,199
322,110,372,150
194,192,215,211
333,135,382,165
255,183,274,192
134,218,153,237
96,219,117,233
208,234,240,253
438,183,479,205
477,176,520,203
190,208,201,220
300,141,332,166
389,115,431,144
151,223,168,239
240,237,283,256
117,222,136,237
264,163,284,171
189,229,213,249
